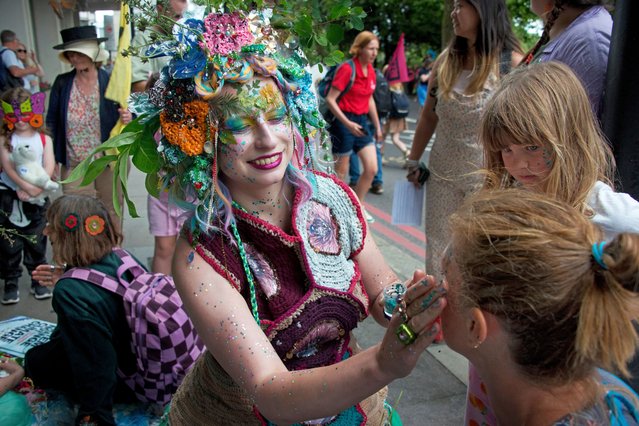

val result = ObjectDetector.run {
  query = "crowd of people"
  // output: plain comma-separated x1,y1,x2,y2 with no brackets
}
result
0,0,638,425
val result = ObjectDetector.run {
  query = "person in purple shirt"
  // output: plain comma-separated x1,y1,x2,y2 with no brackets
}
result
522,1,612,120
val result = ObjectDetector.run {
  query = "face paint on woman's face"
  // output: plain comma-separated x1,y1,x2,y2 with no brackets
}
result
217,78,294,192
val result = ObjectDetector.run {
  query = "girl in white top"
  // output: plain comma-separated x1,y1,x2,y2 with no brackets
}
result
468,61,639,425
0,87,55,304
481,61,639,235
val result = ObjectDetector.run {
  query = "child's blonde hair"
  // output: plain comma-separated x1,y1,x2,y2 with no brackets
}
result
449,189,639,383
481,62,615,214
47,195,122,267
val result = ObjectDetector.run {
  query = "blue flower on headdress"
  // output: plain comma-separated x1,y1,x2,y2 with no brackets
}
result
143,39,178,59
285,73,323,128
174,18,204,45
169,19,207,78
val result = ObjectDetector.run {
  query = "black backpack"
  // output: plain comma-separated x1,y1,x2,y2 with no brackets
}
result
373,69,391,119
0,48,24,93
317,59,355,122
390,90,410,119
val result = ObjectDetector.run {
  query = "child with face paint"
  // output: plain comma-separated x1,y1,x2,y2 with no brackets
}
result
113,9,448,425
481,62,639,238
0,87,55,303
462,61,639,425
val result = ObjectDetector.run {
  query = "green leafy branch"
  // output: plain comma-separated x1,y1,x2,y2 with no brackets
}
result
0,212,38,246
63,115,163,218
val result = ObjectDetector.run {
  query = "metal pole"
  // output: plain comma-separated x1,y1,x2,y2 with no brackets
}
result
603,0,639,200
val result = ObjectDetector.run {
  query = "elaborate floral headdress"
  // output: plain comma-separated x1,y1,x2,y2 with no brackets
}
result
67,1,366,218
0,92,46,130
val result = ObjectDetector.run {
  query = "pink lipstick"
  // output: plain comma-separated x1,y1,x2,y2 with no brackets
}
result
249,152,282,170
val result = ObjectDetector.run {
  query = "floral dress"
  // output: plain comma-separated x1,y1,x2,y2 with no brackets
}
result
65,80,101,165
425,70,495,279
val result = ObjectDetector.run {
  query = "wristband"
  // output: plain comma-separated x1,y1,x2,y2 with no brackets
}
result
404,159,419,168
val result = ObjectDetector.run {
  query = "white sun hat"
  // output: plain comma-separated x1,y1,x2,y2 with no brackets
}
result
53,25,109,64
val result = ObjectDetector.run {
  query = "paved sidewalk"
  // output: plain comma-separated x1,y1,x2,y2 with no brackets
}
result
1,167,468,425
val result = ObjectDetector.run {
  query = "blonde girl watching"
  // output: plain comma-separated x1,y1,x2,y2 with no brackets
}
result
481,61,639,238
466,60,639,425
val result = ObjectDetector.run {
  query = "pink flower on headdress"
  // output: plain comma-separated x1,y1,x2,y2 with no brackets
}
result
202,12,254,56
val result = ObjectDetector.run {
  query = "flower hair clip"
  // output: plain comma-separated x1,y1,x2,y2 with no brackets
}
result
63,213,80,232
85,215,106,236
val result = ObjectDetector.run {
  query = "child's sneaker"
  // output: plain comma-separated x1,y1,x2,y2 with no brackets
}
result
30,282,52,300
2,280,20,304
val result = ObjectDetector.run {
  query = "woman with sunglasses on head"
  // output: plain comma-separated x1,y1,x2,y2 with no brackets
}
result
14,44,43,94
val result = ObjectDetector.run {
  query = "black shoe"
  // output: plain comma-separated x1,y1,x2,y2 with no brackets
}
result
30,282,52,300
369,183,384,195
2,280,19,304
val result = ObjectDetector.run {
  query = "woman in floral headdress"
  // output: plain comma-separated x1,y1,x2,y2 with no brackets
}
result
116,8,447,425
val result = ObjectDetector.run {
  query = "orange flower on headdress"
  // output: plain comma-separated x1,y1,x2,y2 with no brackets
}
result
85,215,105,236
160,100,213,156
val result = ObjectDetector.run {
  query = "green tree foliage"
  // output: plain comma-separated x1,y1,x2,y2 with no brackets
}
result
506,0,542,50
189,0,367,66
350,0,542,68
352,0,443,67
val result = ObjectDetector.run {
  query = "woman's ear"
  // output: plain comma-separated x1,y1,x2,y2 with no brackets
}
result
466,307,488,349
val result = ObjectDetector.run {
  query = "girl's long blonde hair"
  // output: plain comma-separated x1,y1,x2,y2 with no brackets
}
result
481,62,615,213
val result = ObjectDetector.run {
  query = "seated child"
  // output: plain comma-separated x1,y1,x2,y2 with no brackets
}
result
0,358,30,426
24,195,138,425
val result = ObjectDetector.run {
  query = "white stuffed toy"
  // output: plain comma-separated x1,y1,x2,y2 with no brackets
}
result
10,140,59,206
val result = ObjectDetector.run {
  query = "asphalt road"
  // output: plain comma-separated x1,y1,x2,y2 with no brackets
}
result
356,97,431,275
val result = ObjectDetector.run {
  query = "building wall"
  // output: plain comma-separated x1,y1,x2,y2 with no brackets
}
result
1,0,117,91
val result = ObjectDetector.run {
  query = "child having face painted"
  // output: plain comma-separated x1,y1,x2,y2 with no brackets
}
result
463,61,639,425
443,189,639,425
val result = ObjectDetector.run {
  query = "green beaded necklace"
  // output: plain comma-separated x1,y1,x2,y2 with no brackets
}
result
230,201,261,326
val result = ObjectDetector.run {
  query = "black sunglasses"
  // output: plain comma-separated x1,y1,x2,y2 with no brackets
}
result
16,49,26,53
